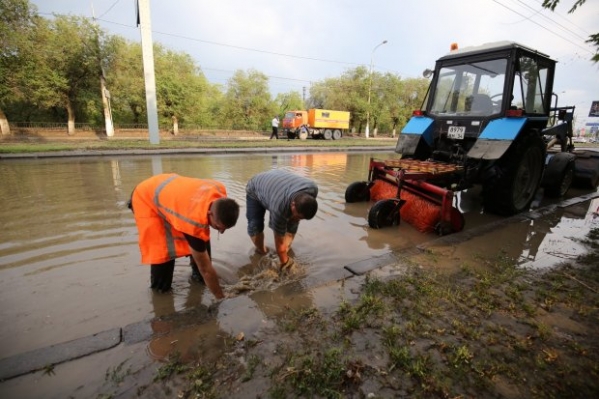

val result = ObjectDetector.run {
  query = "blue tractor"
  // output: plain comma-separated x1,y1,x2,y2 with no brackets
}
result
346,41,599,234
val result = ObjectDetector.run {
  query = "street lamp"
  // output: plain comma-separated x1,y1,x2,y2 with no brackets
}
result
365,40,387,138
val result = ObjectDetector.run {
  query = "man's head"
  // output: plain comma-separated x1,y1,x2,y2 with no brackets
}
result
209,198,240,233
290,192,318,222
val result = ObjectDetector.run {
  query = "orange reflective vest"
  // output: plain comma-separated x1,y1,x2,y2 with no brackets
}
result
131,173,227,264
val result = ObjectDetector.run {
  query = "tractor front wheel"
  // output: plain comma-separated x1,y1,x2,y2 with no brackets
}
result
368,199,401,229
345,181,371,203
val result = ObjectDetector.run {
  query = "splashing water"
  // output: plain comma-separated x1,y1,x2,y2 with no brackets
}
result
224,252,304,296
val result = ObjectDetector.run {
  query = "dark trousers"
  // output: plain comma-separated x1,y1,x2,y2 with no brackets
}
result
270,127,279,139
150,260,176,292
151,241,209,292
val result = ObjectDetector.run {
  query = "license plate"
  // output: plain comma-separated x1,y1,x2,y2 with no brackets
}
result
448,126,465,139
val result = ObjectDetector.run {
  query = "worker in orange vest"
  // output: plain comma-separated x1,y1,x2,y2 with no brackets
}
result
129,173,240,299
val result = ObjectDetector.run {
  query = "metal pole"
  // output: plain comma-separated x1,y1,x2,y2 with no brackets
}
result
137,0,160,144
365,40,387,139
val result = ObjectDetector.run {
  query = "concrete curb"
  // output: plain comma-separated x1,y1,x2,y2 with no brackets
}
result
0,146,395,159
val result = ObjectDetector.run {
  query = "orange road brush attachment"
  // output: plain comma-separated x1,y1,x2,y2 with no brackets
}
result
367,159,465,235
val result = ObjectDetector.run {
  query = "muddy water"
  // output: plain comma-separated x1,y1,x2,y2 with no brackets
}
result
0,151,597,366
0,151,405,359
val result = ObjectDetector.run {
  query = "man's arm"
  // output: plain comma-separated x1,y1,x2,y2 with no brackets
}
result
190,247,225,299
273,233,288,264
284,232,295,252
274,232,295,264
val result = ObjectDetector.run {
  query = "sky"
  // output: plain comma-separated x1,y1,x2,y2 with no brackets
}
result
31,0,599,131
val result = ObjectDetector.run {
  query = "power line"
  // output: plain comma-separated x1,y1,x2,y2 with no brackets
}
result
95,18,364,68
96,0,122,20
492,0,594,56
511,0,589,42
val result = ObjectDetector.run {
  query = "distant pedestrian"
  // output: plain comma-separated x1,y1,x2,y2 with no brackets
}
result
270,116,279,139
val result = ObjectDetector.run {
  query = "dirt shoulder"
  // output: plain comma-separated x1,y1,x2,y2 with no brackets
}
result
127,227,599,399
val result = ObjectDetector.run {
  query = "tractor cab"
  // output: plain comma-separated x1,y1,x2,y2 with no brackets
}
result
397,41,556,165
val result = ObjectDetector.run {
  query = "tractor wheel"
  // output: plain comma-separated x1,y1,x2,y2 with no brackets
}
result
368,199,400,229
332,130,342,140
483,132,546,216
434,208,465,236
323,129,333,140
345,181,371,203
544,161,574,198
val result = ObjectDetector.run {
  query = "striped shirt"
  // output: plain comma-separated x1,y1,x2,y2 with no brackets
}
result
246,169,318,235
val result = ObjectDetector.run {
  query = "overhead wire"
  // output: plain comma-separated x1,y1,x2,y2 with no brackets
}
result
492,0,594,56
38,1,599,94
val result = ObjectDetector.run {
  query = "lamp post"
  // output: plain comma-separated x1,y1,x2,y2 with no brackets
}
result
365,40,387,138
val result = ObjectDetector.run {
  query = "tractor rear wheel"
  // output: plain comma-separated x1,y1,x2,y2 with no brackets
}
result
483,132,545,216
368,199,400,229
345,181,371,203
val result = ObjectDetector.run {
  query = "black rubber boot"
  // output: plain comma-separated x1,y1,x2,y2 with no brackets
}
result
150,260,175,292
189,256,205,283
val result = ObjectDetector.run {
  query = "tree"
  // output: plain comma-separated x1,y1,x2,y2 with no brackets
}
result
542,0,598,63
222,69,272,131
103,37,146,125
275,91,304,116
153,45,213,132
53,16,106,134
0,0,40,134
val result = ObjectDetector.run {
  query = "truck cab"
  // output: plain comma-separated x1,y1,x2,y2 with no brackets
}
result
283,111,308,132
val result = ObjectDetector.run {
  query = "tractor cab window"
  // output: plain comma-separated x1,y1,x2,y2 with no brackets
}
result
512,55,548,114
429,58,507,117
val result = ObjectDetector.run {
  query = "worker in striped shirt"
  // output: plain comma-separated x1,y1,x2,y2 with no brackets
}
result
246,169,318,270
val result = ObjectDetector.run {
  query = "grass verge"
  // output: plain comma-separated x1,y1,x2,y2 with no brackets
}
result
0,137,396,154
111,227,599,399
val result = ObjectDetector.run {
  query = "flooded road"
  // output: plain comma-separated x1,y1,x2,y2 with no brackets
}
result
0,150,597,365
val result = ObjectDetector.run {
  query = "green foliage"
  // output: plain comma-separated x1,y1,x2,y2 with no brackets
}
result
222,69,273,131
1,0,430,134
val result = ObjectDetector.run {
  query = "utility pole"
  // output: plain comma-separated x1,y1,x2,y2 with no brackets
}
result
91,3,114,137
365,40,387,139
136,0,160,144
100,68,114,137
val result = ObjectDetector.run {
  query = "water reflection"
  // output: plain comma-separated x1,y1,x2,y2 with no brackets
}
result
0,152,399,359
0,151,596,360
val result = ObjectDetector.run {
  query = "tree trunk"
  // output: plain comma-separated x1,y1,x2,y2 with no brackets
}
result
172,115,179,135
0,108,11,136
101,75,114,137
66,97,75,135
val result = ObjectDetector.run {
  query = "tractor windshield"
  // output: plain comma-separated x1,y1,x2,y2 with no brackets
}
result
429,58,507,117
